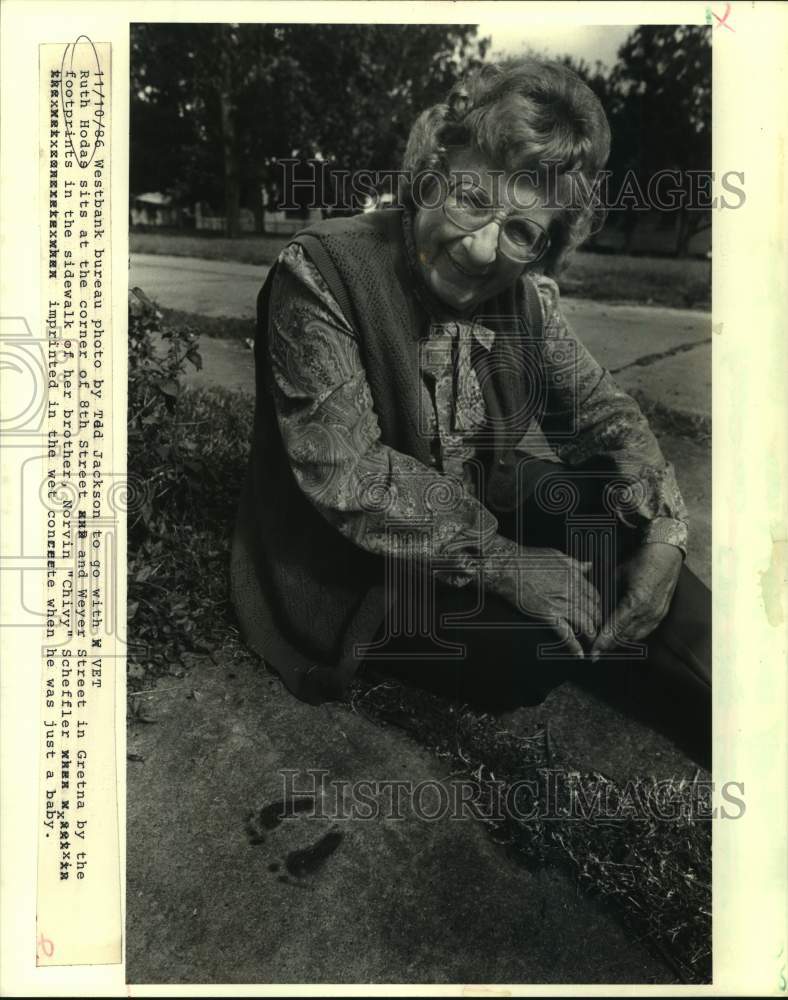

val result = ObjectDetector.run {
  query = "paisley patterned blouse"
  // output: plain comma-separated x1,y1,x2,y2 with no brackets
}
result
266,226,689,601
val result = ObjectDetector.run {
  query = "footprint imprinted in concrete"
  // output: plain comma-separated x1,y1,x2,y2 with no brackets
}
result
284,829,343,877
246,796,316,842
245,796,343,879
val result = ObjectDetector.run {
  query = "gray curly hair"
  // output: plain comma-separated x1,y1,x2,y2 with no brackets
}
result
402,58,611,275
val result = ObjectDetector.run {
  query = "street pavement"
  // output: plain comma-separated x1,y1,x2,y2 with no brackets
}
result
131,253,263,321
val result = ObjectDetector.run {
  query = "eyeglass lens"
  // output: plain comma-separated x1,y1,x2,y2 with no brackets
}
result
444,185,548,262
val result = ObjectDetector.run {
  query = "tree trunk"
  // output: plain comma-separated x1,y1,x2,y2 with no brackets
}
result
622,211,638,254
253,188,264,234
677,210,711,258
674,209,691,258
218,42,240,238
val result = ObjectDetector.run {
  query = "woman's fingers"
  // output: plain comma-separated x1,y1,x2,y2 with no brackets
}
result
578,578,602,624
569,570,602,633
539,591,597,640
589,623,619,660
590,597,635,659
547,566,602,640
531,599,587,658
537,551,602,621
589,600,651,659
524,551,603,650
586,568,679,661
561,598,598,643
553,617,586,658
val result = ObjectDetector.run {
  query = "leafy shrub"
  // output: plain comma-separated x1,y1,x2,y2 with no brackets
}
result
127,288,253,687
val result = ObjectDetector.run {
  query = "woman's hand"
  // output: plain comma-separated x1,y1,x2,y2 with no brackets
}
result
590,542,682,660
509,547,603,658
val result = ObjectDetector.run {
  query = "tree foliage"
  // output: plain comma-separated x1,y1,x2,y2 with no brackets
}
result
131,23,487,234
131,23,710,254
553,26,711,256
609,25,711,255
610,25,711,172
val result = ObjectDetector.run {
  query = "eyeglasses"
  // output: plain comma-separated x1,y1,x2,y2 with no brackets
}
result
442,183,551,264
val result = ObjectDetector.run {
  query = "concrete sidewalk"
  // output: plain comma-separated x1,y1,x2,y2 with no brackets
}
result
130,252,711,429
127,650,690,984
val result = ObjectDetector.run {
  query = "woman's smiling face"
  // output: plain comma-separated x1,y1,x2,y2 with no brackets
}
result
412,149,558,313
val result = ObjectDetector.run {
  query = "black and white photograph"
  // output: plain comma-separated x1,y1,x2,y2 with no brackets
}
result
123,16,723,986
1,0,786,995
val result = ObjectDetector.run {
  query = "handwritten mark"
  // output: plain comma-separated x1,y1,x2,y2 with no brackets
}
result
712,2,735,31
36,932,54,961
59,35,107,169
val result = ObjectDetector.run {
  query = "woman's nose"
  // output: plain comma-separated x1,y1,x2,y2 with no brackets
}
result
461,220,500,267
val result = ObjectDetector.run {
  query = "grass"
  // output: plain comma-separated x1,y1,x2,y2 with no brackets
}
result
130,228,711,311
558,252,710,310
351,676,711,984
127,385,254,690
131,230,286,267
159,307,256,344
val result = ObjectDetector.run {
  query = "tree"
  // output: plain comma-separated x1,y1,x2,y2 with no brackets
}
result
131,24,487,236
609,25,712,256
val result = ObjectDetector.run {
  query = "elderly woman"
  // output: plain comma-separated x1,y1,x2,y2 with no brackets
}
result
231,59,711,766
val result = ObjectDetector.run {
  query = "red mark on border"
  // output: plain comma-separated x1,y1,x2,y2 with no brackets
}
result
36,932,55,960
712,2,735,31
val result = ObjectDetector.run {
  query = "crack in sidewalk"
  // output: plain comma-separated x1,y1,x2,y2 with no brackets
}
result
609,337,711,375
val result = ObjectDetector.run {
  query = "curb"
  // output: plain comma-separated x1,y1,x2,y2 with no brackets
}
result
630,390,711,440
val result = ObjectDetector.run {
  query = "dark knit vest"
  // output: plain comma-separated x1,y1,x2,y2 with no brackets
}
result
230,209,544,703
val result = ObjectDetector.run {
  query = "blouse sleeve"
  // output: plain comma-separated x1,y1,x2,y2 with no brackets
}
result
533,274,689,555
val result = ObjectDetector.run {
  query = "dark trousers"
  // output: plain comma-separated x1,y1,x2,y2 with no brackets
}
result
361,458,711,769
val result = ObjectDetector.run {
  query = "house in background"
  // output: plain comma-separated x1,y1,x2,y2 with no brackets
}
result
261,207,323,234
195,202,257,233
130,192,180,228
